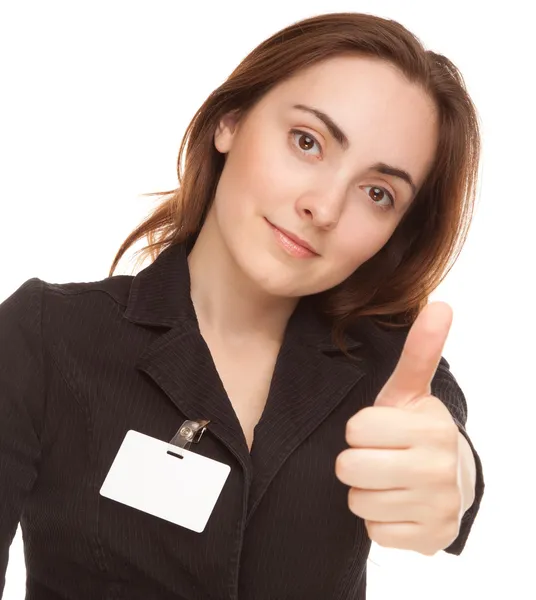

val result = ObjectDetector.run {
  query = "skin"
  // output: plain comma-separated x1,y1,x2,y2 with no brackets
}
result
188,54,438,343
185,55,476,554
337,301,475,555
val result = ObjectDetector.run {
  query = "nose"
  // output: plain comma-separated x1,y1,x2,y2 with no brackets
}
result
295,188,345,230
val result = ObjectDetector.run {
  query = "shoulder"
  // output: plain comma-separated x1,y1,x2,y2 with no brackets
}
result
42,274,133,307
1,275,136,349
2,274,134,313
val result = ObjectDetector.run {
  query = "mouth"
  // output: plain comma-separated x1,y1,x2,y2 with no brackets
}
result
265,218,320,258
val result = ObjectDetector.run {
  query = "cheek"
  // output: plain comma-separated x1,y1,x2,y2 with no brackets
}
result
334,215,395,273
218,137,289,216
235,124,311,201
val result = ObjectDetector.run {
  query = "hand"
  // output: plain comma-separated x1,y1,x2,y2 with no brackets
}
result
335,302,464,556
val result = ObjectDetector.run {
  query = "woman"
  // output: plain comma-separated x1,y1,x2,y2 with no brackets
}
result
0,11,484,600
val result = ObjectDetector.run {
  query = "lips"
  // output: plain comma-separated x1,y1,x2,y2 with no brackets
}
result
265,219,319,255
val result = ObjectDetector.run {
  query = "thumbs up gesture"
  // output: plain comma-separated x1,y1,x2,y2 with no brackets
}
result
335,302,466,556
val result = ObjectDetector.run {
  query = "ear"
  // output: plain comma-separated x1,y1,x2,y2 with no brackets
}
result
214,111,240,154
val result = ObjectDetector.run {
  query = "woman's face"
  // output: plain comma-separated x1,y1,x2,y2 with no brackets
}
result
210,54,439,297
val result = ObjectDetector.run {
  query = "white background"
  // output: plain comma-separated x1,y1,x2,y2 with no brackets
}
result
0,1,534,598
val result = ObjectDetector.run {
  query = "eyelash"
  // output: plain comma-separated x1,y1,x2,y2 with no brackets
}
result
289,128,396,211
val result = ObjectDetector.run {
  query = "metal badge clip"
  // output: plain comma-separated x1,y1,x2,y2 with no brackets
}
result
167,419,210,459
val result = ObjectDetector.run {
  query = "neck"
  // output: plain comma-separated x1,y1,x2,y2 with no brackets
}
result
187,210,298,345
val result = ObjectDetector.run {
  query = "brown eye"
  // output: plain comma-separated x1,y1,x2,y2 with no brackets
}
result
290,129,321,157
369,187,386,202
298,134,315,151
362,185,395,210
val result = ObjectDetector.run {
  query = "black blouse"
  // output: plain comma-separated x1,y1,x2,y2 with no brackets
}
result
0,242,484,599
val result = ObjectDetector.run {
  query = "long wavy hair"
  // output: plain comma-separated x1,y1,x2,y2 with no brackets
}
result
109,12,481,345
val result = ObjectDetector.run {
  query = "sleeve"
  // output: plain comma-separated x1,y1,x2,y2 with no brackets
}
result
0,278,46,595
431,357,485,555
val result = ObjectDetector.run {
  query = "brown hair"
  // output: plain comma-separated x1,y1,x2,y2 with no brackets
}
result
109,12,481,344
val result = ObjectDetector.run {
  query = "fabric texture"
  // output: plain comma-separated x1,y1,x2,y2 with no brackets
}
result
0,242,484,599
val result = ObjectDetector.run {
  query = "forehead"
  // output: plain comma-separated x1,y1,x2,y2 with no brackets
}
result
267,54,425,110
256,55,439,187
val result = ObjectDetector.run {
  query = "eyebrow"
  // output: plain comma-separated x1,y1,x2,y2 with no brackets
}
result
293,103,418,197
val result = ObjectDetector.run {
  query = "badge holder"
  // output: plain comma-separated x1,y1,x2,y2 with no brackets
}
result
167,419,210,459
100,418,231,533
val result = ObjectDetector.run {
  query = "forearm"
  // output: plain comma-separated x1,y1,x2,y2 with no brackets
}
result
458,431,477,514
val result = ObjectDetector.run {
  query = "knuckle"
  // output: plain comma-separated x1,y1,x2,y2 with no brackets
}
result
335,450,353,480
421,453,458,485
435,422,459,447
437,490,462,522
438,454,459,484
346,408,370,439
416,459,443,483
348,488,361,514
345,418,360,442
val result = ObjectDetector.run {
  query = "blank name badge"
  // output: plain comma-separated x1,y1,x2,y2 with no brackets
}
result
100,428,231,533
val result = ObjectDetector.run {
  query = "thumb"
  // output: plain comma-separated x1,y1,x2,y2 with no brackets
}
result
374,302,453,409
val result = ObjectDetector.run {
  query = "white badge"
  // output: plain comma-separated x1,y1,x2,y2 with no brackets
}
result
99,424,231,533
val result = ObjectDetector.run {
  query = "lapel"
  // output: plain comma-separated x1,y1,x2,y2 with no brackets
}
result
123,241,367,518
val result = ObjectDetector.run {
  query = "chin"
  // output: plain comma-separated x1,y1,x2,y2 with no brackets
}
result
247,255,337,298
233,248,306,297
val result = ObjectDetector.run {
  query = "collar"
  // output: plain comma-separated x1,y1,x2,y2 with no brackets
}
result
123,239,369,520
123,239,363,353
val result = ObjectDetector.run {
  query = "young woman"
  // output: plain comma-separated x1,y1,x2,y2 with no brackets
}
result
0,12,484,600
